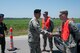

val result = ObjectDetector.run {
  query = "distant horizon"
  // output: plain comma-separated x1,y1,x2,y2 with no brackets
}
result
4,17,80,19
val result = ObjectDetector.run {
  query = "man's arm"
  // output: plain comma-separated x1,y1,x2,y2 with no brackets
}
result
69,21,80,41
50,19,54,32
4,24,8,35
32,20,50,35
69,21,79,33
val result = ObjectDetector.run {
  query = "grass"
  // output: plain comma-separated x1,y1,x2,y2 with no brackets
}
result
3,18,80,36
4,18,30,36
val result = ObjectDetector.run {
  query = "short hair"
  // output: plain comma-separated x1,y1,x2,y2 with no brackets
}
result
60,10,68,16
43,11,48,15
0,14,4,18
34,9,41,13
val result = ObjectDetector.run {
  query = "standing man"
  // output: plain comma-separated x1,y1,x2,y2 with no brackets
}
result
0,14,8,53
28,9,52,53
59,10,79,53
42,11,54,53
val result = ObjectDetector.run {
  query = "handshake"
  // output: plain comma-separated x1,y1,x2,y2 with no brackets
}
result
41,29,53,38
41,29,60,38
48,32,60,38
48,32,53,38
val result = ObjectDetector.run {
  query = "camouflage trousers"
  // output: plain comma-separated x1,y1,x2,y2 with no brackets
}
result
29,42,41,53
43,35,53,49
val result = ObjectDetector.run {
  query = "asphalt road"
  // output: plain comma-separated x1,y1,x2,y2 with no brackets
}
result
0,35,62,53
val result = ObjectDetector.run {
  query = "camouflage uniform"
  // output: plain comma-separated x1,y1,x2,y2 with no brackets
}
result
67,21,80,53
28,18,48,53
0,22,7,53
54,21,79,53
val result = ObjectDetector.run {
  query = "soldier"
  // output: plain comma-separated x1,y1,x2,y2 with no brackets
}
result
42,11,54,53
0,14,8,53
59,10,80,53
28,9,52,53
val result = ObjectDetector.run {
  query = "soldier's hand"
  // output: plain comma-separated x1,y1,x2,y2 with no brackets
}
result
49,32,53,38
0,34,4,38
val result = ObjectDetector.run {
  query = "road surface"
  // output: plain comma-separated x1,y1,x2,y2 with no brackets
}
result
0,34,61,53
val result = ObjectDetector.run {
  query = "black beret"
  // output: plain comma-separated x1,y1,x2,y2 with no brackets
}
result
0,14,4,17
60,10,68,15
43,11,48,15
34,9,41,13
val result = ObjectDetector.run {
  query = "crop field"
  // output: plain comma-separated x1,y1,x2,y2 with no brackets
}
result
3,18,80,36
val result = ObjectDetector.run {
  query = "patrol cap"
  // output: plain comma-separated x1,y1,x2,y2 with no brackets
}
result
0,14,4,18
60,10,68,15
34,9,41,13
43,11,48,15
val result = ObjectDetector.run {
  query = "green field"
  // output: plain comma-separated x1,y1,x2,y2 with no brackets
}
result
3,18,80,36
4,18,30,36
